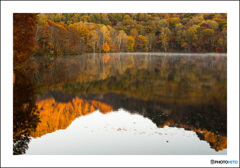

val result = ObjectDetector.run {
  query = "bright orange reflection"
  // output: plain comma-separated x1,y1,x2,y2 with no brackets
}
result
103,53,110,63
31,97,113,138
161,122,227,151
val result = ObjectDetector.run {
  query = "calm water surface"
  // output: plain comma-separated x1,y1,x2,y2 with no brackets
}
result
13,53,227,155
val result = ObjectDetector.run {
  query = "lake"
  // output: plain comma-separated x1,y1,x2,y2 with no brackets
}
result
13,53,227,155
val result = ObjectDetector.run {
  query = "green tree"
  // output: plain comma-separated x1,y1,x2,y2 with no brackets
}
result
130,28,138,37
122,15,133,26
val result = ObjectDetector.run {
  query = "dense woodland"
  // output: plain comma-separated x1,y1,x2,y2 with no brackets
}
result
13,13,227,66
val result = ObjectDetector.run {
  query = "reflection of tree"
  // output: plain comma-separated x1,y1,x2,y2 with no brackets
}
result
13,72,40,155
79,92,226,135
53,54,226,141
103,53,110,63
26,54,226,148
79,92,227,151
30,96,113,138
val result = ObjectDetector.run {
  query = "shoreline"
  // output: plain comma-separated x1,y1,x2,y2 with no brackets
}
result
32,52,227,58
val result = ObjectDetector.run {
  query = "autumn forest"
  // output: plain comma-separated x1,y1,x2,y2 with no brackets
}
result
13,13,227,67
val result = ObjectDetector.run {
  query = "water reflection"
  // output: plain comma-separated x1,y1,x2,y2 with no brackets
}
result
26,110,226,155
13,53,227,154
31,95,113,138
13,72,40,155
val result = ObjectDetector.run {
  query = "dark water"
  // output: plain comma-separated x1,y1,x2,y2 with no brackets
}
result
13,53,227,155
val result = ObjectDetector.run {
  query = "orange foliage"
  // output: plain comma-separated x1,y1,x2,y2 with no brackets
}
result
76,25,89,42
70,59,77,65
30,97,113,138
91,100,112,113
47,19,68,32
164,13,170,19
161,122,227,151
215,46,223,53
70,44,76,49
103,42,110,52
57,48,62,54
138,13,145,21
103,54,110,63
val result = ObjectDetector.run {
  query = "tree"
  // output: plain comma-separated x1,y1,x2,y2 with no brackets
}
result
175,23,183,32
100,25,110,48
134,35,149,52
103,42,110,52
127,36,135,52
47,20,70,54
117,30,128,51
176,30,183,47
150,20,158,33
13,13,38,67
122,15,133,26
168,17,181,28
206,20,219,30
147,33,155,51
89,30,98,53
13,72,40,154
135,24,144,35
111,13,123,21
32,13,227,54
101,13,111,25
130,28,138,37
157,19,169,30
201,28,214,35
138,13,145,21
160,28,171,52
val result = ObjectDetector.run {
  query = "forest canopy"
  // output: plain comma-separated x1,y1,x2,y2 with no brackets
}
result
14,13,227,62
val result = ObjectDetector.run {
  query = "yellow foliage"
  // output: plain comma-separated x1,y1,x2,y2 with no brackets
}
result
127,36,135,51
181,42,187,48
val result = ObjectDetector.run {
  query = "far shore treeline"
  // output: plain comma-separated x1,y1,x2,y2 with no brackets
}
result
13,13,227,67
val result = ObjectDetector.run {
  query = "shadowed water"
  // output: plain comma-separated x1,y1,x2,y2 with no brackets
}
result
13,53,227,155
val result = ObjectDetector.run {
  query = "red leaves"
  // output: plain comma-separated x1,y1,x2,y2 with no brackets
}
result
13,13,38,66
170,36,176,41
215,46,223,53
70,44,76,50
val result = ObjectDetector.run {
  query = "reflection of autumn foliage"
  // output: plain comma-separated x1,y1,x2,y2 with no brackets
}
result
33,54,226,107
162,122,227,151
22,54,227,153
30,97,113,138
13,13,38,67
13,72,40,155
70,59,77,65
203,132,227,151
77,91,227,152
91,100,113,114
103,53,110,63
